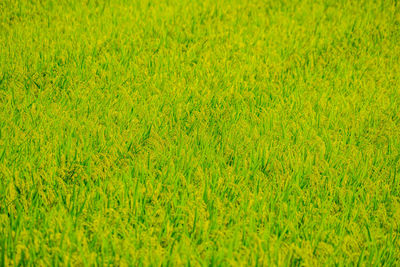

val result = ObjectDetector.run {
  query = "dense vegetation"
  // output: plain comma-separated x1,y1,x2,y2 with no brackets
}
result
1,0,399,265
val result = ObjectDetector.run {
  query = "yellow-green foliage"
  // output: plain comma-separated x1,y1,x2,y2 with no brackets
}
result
1,0,400,265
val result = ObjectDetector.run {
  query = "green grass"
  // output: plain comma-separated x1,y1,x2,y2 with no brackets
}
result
1,0,400,265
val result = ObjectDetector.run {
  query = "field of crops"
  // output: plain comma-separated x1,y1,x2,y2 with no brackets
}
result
1,0,400,265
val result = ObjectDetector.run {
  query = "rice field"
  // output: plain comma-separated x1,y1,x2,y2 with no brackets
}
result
1,0,400,265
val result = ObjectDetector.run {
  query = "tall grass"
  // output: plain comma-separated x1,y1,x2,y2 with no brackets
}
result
1,0,399,265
